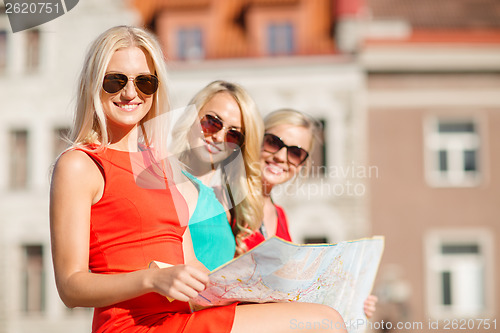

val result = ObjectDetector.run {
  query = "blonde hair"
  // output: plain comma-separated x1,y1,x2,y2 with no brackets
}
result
264,108,322,176
70,25,170,152
171,80,264,239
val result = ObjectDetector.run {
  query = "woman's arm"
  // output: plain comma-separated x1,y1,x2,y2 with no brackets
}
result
175,173,209,272
50,150,208,308
182,227,210,274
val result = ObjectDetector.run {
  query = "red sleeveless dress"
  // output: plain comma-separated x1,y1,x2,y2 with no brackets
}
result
242,204,292,251
78,147,236,332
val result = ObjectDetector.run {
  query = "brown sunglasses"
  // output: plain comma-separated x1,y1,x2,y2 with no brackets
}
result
103,73,159,95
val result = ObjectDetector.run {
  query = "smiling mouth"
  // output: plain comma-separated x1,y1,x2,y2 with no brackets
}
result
204,139,223,153
266,162,286,175
114,102,140,111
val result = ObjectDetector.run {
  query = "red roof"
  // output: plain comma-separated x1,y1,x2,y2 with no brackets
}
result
132,0,210,25
367,0,500,29
336,0,365,17
365,0,500,44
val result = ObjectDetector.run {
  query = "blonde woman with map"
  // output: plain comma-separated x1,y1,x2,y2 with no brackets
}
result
239,108,378,319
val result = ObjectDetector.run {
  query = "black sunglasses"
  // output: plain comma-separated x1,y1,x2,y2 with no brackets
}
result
102,73,159,95
263,133,309,167
200,114,245,147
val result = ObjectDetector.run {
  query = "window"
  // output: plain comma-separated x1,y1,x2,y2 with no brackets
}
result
22,245,45,313
9,129,29,189
177,27,204,60
1,2,8,72
53,127,70,159
425,230,493,318
304,236,328,244
25,29,40,72
0,30,6,72
425,119,480,187
267,22,295,55
308,118,327,177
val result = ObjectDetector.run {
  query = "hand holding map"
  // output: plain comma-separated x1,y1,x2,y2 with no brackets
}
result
189,236,384,333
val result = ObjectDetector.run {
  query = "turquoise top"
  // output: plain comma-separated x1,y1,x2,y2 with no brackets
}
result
184,171,236,271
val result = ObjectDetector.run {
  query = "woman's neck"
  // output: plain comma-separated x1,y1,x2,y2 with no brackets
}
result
262,181,274,198
108,125,140,152
263,194,273,206
185,154,218,185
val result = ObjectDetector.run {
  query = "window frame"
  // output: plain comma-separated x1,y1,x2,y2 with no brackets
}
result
21,244,45,314
25,28,40,73
9,128,29,190
307,118,327,178
425,229,494,319
0,29,7,72
176,26,204,61
424,117,483,187
266,21,295,56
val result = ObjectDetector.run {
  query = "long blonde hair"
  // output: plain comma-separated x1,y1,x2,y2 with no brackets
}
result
171,80,264,238
70,25,170,152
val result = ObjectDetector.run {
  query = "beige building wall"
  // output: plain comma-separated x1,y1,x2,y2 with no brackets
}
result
362,1,500,330
368,72,500,331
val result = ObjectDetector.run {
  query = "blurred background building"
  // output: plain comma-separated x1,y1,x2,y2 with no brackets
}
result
0,0,498,332
363,0,500,331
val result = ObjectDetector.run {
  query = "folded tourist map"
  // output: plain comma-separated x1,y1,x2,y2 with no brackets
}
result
189,236,385,332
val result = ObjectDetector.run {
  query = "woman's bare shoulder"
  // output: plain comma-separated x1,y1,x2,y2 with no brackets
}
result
51,149,103,192
54,149,98,174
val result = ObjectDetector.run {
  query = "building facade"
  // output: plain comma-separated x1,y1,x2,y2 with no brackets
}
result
133,0,337,60
363,0,500,331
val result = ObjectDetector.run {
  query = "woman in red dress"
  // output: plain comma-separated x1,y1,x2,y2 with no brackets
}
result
50,26,347,332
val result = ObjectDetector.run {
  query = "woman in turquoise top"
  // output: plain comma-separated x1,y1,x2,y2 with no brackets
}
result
171,80,264,270
182,171,235,270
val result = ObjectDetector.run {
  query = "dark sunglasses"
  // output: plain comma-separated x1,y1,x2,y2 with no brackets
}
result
200,114,245,147
263,133,309,167
102,73,159,95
